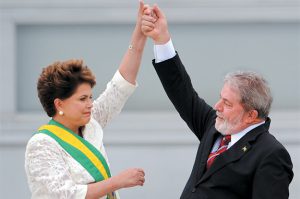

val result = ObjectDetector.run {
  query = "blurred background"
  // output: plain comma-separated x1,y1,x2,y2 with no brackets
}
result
0,0,299,198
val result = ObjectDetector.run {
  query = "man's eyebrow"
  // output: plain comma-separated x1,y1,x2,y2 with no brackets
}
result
220,95,232,104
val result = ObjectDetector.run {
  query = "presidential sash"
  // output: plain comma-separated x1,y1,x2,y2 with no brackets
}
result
38,120,116,199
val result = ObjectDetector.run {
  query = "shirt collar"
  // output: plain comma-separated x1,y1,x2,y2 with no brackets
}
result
229,121,265,148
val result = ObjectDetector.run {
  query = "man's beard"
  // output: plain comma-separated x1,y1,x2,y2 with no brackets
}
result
215,111,244,135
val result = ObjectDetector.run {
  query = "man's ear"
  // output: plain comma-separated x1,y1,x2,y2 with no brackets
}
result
246,109,259,124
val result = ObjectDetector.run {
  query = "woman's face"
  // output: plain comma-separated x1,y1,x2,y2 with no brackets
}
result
59,83,93,127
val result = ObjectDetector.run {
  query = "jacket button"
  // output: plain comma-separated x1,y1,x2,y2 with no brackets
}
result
192,187,196,193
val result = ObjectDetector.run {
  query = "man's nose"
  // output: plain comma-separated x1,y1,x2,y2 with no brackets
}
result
214,100,222,111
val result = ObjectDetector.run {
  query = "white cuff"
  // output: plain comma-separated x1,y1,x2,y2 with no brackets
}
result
154,39,176,63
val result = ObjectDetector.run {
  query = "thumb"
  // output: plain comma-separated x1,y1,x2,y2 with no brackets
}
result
153,4,164,18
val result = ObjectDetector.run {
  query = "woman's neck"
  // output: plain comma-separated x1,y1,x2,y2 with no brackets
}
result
52,116,79,135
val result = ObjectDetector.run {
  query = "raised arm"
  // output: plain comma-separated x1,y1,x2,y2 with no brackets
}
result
92,1,149,128
118,0,148,85
141,5,215,140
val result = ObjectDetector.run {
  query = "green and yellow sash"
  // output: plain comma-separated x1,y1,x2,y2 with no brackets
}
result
38,119,116,199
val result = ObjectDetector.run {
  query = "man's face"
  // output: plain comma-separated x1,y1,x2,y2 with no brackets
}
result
214,83,248,135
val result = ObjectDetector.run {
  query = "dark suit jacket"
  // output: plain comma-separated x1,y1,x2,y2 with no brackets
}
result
153,53,293,199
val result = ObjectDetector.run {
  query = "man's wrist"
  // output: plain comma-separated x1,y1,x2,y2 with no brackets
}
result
154,31,171,45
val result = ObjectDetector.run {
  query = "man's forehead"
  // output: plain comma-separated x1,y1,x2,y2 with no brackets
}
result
220,84,241,102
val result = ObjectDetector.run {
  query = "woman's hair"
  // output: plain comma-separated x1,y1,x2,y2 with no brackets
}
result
37,59,96,117
224,71,273,119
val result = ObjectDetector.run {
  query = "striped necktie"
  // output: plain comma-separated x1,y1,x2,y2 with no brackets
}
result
207,135,231,169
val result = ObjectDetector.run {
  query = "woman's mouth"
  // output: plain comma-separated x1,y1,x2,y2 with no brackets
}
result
83,112,91,117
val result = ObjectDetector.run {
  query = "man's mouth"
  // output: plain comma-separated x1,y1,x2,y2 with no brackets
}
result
216,113,224,120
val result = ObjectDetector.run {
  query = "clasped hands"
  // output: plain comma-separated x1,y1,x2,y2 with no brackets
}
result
139,1,171,45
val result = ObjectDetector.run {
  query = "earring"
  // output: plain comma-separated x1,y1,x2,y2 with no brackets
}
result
58,111,64,116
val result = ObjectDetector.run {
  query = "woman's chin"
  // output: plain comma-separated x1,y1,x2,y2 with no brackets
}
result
80,117,91,126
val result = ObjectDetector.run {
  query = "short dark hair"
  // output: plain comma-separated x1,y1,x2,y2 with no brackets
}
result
37,59,96,117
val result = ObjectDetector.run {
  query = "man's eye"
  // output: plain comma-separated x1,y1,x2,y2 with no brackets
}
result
224,101,231,106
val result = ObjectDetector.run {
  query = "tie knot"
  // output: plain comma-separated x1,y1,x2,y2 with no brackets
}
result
206,134,231,169
221,135,231,146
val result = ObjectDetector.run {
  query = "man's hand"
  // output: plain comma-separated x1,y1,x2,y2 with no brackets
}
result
141,4,170,44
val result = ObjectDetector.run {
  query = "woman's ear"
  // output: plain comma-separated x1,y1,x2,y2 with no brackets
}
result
54,98,63,113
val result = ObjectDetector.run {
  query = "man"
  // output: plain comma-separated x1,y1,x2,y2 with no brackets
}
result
141,5,293,199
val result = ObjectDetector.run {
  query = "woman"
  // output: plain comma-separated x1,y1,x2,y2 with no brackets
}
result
25,2,147,199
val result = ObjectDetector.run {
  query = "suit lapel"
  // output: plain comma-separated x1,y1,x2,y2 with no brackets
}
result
197,119,271,184
198,141,252,184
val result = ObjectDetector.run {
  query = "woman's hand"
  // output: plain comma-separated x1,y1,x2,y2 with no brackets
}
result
113,168,145,188
86,168,145,199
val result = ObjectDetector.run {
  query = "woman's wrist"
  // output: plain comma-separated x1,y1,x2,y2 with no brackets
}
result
129,28,147,53
134,24,146,38
109,175,123,191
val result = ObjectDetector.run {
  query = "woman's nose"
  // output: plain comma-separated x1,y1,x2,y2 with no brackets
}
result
87,99,93,108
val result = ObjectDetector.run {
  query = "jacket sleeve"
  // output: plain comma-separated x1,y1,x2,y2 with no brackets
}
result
153,53,216,141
